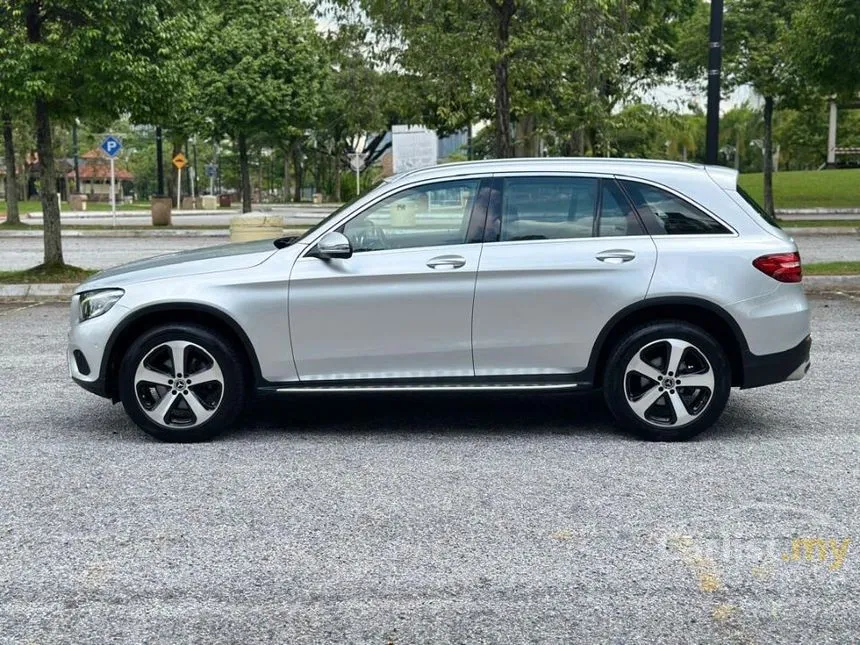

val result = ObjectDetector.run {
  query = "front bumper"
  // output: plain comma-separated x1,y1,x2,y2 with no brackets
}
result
68,297,127,398
741,335,811,389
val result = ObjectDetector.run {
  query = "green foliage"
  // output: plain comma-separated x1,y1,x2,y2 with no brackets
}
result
197,0,327,143
0,1,200,126
787,0,860,98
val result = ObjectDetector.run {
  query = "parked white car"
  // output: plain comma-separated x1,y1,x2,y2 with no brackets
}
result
69,158,810,442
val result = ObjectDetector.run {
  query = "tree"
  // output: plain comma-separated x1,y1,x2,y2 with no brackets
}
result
787,0,860,98
0,0,200,267
677,0,805,217
348,0,695,159
197,0,327,213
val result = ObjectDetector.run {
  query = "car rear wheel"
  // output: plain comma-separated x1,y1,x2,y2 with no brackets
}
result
118,324,247,442
603,321,731,441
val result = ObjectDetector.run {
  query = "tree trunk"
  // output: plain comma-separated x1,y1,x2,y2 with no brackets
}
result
35,98,63,266
762,95,775,218
3,113,20,225
237,132,252,213
735,131,741,170
574,128,585,156
334,156,342,202
282,148,290,202
292,144,303,202
491,0,515,158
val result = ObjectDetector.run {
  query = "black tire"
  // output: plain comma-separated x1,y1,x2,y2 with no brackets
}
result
603,321,731,441
118,324,247,442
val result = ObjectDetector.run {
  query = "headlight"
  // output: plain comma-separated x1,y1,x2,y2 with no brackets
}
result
79,289,124,321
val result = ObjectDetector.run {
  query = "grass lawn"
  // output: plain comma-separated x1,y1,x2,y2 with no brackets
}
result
0,200,153,216
738,169,860,209
0,264,97,284
804,261,860,276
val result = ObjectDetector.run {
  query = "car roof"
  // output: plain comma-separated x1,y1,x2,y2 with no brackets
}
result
387,158,738,191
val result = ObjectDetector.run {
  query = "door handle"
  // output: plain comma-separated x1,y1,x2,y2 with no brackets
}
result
426,255,467,269
595,249,636,264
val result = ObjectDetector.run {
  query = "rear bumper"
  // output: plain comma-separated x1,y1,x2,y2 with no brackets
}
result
741,335,811,389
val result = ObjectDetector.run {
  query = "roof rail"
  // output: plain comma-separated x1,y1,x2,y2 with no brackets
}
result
394,157,703,180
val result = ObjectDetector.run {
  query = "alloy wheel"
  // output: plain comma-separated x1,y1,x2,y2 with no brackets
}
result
133,340,224,429
623,338,715,427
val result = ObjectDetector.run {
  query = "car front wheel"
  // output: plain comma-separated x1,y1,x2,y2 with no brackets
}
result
603,321,731,441
118,324,247,442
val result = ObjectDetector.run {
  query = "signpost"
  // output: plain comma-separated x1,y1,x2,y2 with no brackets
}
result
100,135,122,227
348,152,368,195
205,163,218,195
172,152,187,208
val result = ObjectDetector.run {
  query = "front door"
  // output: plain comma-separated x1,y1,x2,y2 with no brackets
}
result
289,178,486,382
472,174,658,377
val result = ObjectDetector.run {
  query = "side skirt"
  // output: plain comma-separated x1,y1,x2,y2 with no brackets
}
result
257,380,592,395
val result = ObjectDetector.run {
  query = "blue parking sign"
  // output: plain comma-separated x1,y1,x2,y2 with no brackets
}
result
100,135,123,158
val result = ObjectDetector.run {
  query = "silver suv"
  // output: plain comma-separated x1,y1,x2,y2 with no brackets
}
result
68,159,811,442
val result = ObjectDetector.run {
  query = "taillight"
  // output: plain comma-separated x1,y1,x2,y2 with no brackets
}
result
752,252,802,283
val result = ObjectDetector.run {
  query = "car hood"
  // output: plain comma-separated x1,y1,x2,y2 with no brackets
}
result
76,239,279,292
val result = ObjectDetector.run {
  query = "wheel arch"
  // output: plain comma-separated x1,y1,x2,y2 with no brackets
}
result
100,303,263,400
588,297,748,387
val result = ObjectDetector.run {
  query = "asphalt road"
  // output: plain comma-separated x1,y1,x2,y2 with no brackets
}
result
0,295,858,643
1,231,858,271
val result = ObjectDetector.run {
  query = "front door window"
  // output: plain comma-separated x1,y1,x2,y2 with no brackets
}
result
342,180,480,252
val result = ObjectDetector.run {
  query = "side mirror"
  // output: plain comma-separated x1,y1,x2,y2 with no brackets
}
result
310,231,353,260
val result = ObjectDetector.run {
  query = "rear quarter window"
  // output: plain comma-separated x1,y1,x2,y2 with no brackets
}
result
621,180,732,235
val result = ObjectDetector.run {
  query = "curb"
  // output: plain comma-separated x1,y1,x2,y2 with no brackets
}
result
0,229,230,238
784,227,859,237
3,277,858,303
0,283,78,301
802,275,860,290
777,208,860,216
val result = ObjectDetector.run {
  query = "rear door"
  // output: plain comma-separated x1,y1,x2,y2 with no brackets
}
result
471,174,658,377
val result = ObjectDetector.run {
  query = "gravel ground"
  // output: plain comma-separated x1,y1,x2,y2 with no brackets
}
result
0,296,858,643
1,232,858,272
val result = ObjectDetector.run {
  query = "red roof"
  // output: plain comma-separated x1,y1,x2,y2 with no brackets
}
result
68,165,134,181
67,149,133,180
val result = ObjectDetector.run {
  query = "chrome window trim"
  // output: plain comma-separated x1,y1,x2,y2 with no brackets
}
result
297,174,492,259
485,171,638,245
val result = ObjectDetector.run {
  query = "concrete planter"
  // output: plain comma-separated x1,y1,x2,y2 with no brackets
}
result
150,196,172,227
68,193,87,211
230,212,283,242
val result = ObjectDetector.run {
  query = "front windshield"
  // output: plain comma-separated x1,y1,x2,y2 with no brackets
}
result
295,179,388,243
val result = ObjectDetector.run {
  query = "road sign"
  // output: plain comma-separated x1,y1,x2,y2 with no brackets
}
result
205,163,218,178
172,152,187,169
100,135,122,159
348,152,367,172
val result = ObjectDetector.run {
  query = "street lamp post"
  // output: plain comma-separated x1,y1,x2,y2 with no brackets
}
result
705,0,724,165
155,126,165,196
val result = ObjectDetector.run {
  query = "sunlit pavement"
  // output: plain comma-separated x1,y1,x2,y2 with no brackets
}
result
0,295,858,643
